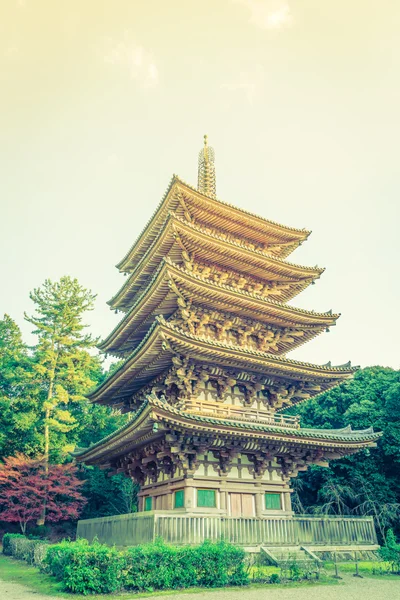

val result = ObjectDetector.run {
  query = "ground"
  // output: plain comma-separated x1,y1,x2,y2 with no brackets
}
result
0,555,399,600
1,575,400,600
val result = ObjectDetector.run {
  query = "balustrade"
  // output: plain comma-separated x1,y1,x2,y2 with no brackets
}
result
183,398,300,428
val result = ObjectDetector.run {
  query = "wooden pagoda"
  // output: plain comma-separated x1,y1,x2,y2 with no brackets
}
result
76,137,379,548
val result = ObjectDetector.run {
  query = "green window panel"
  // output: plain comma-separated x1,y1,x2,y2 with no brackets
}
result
174,489,184,508
144,496,152,511
265,493,281,510
197,489,216,508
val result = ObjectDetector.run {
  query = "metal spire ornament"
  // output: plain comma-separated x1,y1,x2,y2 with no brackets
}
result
197,134,216,198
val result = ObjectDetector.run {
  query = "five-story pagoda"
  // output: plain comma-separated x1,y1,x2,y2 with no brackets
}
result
76,137,379,523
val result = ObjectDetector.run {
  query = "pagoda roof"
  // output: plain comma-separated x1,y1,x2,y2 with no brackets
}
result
74,395,381,467
100,259,339,356
90,318,357,407
109,213,323,310
117,176,311,273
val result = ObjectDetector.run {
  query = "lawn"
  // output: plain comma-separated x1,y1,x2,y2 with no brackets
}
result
0,554,338,598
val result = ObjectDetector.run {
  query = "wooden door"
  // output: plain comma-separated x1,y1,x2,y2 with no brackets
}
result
230,493,242,517
241,494,255,517
230,493,255,517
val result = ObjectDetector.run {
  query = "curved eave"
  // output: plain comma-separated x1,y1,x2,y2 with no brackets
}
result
89,320,357,406
117,177,311,272
100,260,339,356
109,214,323,310
75,397,381,466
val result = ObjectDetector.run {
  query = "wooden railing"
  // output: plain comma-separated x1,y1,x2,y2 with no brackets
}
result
154,514,378,546
183,399,300,428
77,513,378,548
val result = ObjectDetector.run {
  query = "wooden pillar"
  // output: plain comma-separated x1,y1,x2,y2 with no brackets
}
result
255,490,264,517
185,479,195,510
220,490,228,514
284,492,292,513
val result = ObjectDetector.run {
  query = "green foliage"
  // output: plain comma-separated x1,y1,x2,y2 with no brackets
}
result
2,533,25,555
44,538,248,594
0,277,135,524
379,529,400,572
24,276,100,463
290,367,400,538
270,573,281,583
79,466,138,519
45,538,124,594
0,316,42,457
4,534,50,567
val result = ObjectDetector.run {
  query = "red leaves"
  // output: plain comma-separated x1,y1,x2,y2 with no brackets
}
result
0,454,86,532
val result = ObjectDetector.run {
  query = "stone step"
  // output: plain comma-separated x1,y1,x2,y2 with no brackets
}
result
261,546,321,567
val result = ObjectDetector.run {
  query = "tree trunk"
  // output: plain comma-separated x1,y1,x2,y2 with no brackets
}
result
37,374,54,526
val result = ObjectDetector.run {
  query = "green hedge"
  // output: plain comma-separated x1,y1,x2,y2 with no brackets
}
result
45,538,249,594
2,533,50,567
2,533,25,556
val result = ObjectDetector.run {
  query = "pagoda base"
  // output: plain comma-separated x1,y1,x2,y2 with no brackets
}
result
137,475,293,518
76,512,378,550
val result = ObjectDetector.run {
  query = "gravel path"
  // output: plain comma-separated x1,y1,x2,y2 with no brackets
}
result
0,574,399,600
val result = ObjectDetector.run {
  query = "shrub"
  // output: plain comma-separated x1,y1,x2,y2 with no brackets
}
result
193,540,248,587
32,540,50,568
45,538,248,594
2,533,25,555
9,536,32,561
4,534,50,566
124,540,247,591
124,541,198,591
45,538,125,594
379,529,400,573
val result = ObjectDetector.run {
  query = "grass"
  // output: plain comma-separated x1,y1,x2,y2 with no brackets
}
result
323,560,400,579
0,553,338,598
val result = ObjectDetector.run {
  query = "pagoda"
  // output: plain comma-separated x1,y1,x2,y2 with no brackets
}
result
76,137,379,528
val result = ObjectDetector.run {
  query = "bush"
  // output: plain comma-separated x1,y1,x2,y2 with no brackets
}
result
2,533,25,556
124,541,197,591
379,529,400,573
4,534,50,566
45,538,248,594
9,536,32,561
193,540,248,587
45,539,125,594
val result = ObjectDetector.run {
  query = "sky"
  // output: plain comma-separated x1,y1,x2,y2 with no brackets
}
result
1,0,399,369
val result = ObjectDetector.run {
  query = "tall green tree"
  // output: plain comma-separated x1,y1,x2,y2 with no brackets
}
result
0,315,41,457
24,277,100,468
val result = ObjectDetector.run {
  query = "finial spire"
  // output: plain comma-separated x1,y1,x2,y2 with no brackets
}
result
198,134,216,198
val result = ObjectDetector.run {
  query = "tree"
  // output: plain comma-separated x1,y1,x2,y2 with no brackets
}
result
289,367,400,538
0,454,86,533
24,277,99,469
80,466,139,518
0,315,42,458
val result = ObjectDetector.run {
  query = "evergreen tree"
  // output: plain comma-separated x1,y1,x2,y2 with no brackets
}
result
24,277,99,467
0,315,41,457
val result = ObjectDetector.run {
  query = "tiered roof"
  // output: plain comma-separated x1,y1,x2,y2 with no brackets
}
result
116,176,311,274
75,395,380,467
77,138,379,465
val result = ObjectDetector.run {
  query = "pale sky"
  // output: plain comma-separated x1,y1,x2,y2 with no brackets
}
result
1,0,399,369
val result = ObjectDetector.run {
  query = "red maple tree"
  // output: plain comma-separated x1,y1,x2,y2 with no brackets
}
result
0,454,86,533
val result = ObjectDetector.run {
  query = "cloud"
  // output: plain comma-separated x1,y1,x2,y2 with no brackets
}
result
233,0,293,30
103,32,159,88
